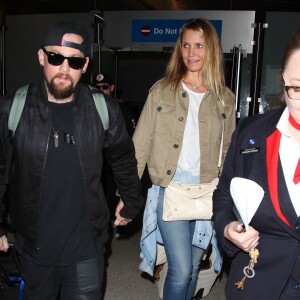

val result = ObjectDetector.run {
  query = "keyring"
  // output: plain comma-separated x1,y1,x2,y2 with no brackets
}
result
243,266,255,278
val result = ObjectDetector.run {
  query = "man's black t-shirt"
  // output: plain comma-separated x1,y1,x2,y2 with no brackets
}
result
22,100,96,266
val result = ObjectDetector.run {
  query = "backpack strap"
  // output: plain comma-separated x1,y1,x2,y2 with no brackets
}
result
8,84,109,136
88,85,109,130
8,85,29,135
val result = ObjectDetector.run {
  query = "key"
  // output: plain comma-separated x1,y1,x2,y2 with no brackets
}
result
235,275,247,290
235,247,259,290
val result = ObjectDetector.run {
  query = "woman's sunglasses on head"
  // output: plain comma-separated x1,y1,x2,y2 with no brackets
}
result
42,47,86,70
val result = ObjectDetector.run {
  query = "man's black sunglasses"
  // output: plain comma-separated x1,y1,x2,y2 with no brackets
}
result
42,47,86,70
99,84,110,90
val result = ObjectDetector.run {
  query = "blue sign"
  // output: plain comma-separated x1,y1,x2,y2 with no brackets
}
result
132,19,222,43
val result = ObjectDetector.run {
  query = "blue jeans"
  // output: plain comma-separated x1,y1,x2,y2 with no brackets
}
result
157,178,204,300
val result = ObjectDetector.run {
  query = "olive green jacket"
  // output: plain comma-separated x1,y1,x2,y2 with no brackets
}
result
133,78,236,187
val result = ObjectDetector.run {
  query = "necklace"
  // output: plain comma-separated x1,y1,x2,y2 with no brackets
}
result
289,113,300,131
52,125,59,148
184,79,202,90
50,100,75,148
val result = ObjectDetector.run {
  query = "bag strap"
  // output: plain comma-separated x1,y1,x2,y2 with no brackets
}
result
88,85,109,130
217,100,225,177
8,84,29,135
8,85,109,136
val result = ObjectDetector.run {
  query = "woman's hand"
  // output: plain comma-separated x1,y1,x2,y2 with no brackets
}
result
224,221,259,252
114,199,132,226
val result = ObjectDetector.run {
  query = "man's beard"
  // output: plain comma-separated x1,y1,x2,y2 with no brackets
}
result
46,73,75,100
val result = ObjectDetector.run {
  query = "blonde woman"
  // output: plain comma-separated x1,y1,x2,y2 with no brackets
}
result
133,18,235,300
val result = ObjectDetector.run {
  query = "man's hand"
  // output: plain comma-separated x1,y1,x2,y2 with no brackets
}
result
0,235,9,252
114,199,132,226
224,221,259,252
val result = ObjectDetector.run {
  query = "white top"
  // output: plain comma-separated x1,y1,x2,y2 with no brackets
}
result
277,107,300,216
177,82,205,176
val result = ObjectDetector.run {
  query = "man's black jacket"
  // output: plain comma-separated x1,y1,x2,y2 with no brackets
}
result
0,80,143,256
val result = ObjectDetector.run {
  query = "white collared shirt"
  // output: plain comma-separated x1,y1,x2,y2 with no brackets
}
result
277,107,300,216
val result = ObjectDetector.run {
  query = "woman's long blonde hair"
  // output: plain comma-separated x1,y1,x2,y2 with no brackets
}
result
165,18,226,100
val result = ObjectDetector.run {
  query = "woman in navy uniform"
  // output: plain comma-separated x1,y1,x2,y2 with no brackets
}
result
213,29,300,300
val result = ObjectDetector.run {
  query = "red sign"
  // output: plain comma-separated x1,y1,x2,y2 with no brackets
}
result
141,25,151,36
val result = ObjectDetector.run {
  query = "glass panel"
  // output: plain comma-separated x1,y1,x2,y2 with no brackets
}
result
260,12,300,113
224,50,252,120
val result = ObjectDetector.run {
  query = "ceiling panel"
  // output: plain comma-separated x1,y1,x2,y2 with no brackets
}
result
0,0,300,15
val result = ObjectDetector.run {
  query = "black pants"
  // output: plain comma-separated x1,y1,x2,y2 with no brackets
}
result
21,254,104,300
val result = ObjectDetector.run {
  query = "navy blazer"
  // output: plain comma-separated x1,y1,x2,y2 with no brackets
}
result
213,107,300,300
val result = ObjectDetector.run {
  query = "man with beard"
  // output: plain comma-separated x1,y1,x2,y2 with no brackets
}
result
0,21,143,299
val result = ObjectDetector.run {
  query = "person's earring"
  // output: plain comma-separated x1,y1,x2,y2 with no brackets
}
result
82,70,86,74
40,64,44,68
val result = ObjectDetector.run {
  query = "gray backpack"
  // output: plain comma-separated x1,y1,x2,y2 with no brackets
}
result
8,85,109,135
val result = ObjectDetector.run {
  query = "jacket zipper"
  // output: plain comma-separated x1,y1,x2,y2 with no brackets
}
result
35,107,51,254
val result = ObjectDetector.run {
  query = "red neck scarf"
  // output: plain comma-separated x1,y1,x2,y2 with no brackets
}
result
288,114,300,184
266,129,292,227
289,113,300,130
